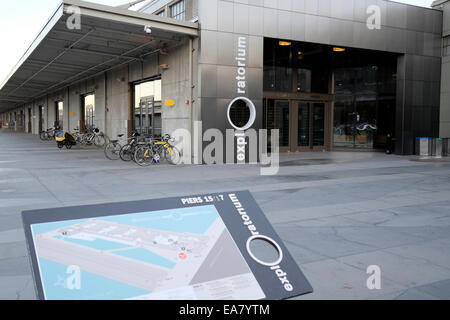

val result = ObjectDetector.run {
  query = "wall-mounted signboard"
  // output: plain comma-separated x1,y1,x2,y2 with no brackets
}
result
22,191,312,300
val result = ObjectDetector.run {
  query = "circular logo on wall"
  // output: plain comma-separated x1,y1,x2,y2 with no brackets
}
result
227,97,256,131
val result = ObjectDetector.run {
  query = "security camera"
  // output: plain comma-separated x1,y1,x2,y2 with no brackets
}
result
144,26,152,34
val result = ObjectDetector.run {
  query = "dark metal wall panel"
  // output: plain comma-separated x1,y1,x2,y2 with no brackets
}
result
197,0,443,155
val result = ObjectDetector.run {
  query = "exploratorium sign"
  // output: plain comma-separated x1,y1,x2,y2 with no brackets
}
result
22,191,312,300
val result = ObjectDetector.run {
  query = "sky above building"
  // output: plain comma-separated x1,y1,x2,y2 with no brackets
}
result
0,0,436,86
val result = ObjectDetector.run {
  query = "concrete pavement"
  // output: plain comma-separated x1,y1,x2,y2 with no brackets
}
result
1,129,450,300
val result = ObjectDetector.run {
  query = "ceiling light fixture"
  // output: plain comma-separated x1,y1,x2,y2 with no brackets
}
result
144,26,152,34
333,47,346,52
279,41,292,46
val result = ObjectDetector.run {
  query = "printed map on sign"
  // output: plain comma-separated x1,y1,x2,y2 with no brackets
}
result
31,205,265,300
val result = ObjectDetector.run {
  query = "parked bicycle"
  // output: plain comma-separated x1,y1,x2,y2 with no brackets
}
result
153,134,181,165
83,127,106,147
133,138,156,167
104,134,125,160
39,126,61,141
71,128,83,143
70,127,107,148
119,131,142,162
134,134,181,167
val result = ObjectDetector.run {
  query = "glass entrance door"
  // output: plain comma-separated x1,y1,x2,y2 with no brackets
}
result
296,101,326,151
333,96,378,149
274,100,291,150
264,99,328,152
312,103,325,147
297,102,310,148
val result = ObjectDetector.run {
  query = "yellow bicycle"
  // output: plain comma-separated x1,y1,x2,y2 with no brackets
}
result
134,134,181,166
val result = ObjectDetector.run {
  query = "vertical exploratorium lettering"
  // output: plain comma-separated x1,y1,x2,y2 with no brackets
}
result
236,37,247,94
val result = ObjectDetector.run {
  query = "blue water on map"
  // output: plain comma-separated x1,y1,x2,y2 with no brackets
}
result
38,258,150,300
113,248,176,269
31,205,219,236
32,220,91,236
31,205,221,300
54,236,132,251
99,205,219,234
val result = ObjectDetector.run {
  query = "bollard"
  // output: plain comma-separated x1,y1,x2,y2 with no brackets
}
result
432,138,443,158
415,137,431,157
443,138,450,157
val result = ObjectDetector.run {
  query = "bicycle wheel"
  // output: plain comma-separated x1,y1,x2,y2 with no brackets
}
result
94,135,106,148
74,133,81,143
134,146,154,167
164,146,181,165
79,134,87,145
152,145,164,164
104,142,121,160
103,135,111,145
85,134,94,146
39,132,47,141
120,144,134,162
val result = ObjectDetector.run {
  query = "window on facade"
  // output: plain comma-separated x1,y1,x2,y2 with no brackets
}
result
297,69,312,93
133,78,162,137
170,0,185,20
83,94,95,132
332,51,398,150
156,10,165,17
263,38,330,93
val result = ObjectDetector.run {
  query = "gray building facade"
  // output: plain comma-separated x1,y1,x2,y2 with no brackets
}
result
174,0,442,155
0,0,447,157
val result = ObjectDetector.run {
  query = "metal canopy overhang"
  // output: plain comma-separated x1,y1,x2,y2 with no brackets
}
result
0,0,198,113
